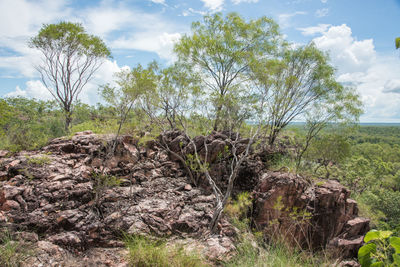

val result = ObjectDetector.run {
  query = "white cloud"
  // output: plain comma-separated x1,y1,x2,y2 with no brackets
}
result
182,8,207,17
6,80,52,100
383,79,400,94
201,0,224,11
148,0,165,4
278,11,307,28
5,59,128,105
0,0,186,103
315,8,329,17
312,24,375,73
112,32,181,61
321,0,327,3
298,24,331,36
310,24,400,122
231,0,258,4
0,0,71,78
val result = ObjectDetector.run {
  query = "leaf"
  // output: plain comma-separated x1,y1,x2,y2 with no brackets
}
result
390,237,400,254
370,262,384,267
358,243,377,267
396,37,400,49
379,231,393,240
364,230,392,243
393,253,400,266
364,230,381,243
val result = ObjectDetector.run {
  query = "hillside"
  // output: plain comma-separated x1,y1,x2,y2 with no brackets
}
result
0,131,369,266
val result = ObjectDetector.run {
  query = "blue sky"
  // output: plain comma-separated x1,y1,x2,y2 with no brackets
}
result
0,0,400,122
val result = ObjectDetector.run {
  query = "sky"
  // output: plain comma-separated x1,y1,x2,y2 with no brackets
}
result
0,0,399,122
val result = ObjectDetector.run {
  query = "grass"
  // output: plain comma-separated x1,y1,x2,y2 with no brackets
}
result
224,233,335,267
0,231,31,267
26,154,51,166
124,235,209,267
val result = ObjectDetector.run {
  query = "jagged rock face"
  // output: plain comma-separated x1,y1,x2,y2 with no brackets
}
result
0,131,369,265
253,171,370,258
0,131,236,265
160,130,264,192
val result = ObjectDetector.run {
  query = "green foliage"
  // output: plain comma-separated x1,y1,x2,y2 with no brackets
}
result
358,230,400,267
92,172,121,206
29,21,111,130
26,154,51,166
0,97,66,151
124,235,208,267
174,12,281,130
0,231,30,267
30,21,110,58
101,64,157,140
224,192,253,230
306,133,351,165
396,37,400,49
253,43,362,146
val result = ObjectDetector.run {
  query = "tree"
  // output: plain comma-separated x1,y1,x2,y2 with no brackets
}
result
29,22,111,131
295,85,362,169
174,12,280,131
396,37,400,49
0,99,13,136
306,133,351,178
252,43,362,146
101,64,157,152
140,62,201,130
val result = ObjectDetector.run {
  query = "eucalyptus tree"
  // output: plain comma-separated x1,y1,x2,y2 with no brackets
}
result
140,62,201,130
174,12,281,131
252,43,362,146
101,64,157,152
30,22,111,131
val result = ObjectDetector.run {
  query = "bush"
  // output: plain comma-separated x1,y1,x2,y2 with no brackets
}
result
358,230,400,267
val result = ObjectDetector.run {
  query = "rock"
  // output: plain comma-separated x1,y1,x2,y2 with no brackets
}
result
0,150,8,158
17,231,39,242
48,232,82,247
339,260,361,267
0,131,369,265
75,130,94,136
184,184,192,191
2,199,21,211
253,172,370,258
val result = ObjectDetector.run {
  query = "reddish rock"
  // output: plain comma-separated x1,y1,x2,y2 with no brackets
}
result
2,199,21,211
0,131,369,265
253,172,369,258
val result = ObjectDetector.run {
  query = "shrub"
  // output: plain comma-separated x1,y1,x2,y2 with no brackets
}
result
358,230,400,267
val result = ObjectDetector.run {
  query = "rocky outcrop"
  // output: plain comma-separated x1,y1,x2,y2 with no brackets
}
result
0,131,236,266
253,172,369,258
0,131,369,265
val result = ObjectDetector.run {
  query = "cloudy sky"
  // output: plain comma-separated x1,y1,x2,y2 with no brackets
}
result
0,0,399,122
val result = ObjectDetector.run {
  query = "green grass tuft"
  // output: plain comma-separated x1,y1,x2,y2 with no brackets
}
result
124,235,209,267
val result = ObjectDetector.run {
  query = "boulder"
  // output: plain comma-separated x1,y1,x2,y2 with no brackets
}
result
253,172,369,258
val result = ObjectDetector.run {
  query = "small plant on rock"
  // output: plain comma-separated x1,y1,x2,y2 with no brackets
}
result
92,172,121,209
26,154,51,166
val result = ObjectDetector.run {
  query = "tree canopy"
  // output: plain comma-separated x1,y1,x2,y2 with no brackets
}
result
174,12,281,131
29,21,111,130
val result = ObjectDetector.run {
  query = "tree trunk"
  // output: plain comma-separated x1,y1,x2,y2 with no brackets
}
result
213,105,223,131
65,112,72,132
210,201,224,233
